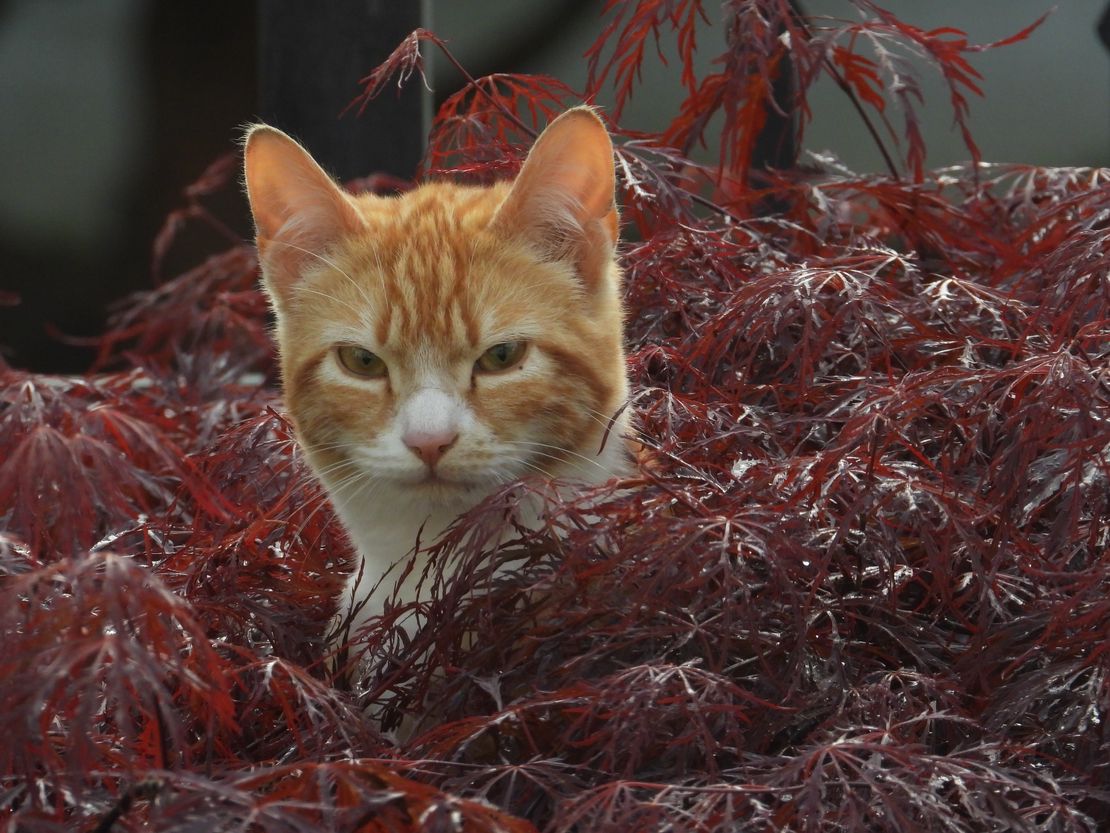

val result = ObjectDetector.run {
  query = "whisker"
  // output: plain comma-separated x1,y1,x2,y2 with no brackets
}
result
582,403,644,440
503,440,611,473
290,285,366,320
501,456,555,479
269,238,375,310
290,467,369,538
302,443,366,461
311,458,362,480
332,471,384,521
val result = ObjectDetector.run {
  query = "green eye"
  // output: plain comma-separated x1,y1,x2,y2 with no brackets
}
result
336,345,387,378
476,341,527,373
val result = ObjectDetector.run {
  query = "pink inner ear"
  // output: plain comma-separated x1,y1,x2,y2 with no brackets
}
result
244,127,363,304
495,109,619,265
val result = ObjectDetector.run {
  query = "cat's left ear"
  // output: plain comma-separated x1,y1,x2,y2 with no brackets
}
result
242,124,364,309
493,107,618,288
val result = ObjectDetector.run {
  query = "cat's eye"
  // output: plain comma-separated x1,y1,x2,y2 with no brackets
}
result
475,341,527,373
336,345,387,378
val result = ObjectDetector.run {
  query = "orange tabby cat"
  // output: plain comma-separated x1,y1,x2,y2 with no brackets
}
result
243,108,632,644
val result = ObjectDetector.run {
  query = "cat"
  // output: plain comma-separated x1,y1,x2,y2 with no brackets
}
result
242,107,633,651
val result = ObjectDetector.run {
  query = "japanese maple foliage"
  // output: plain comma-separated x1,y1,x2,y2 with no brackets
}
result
3,2,1109,832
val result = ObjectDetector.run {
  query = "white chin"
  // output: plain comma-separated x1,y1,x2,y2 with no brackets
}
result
404,471,481,494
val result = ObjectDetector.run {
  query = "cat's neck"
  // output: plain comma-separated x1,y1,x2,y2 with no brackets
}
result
326,481,473,640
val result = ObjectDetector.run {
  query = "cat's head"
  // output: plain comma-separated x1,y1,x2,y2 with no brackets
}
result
243,108,629,509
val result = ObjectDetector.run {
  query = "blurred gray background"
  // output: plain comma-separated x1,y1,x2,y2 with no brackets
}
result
1,0,1107,370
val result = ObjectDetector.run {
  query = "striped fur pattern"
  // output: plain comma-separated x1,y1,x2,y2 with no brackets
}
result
243,109,632,641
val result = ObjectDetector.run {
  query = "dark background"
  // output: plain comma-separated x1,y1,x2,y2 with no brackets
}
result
1,0,1107,373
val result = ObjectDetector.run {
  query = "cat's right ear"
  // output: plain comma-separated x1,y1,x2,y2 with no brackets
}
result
242,125,363,308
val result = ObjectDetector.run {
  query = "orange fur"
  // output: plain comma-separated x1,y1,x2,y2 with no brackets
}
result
243,108,632,642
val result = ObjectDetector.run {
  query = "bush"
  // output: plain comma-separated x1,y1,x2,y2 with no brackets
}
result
3,2,1108,831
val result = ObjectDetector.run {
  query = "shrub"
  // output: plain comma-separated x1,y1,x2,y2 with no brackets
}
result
2,2,1107,831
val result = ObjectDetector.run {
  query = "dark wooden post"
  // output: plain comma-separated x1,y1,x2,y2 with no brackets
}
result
257,0,427,181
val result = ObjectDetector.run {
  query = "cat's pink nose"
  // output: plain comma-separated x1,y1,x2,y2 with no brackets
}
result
404,430,458,468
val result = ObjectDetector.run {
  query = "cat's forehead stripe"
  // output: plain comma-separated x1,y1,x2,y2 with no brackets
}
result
348,189,501,351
